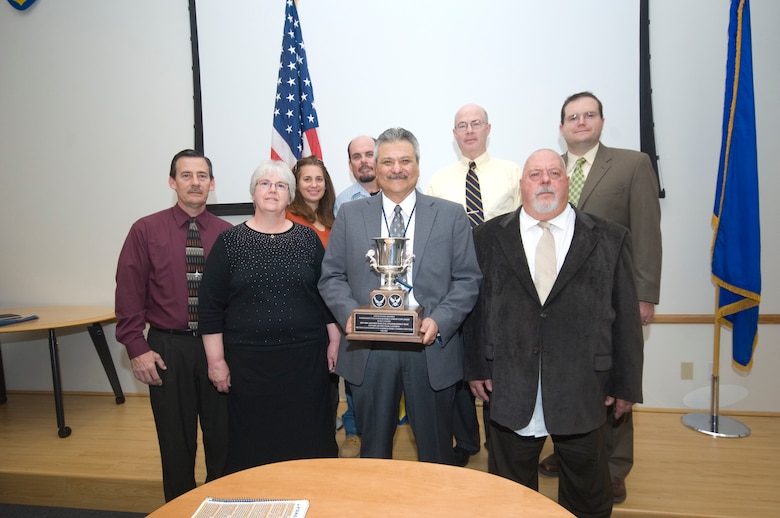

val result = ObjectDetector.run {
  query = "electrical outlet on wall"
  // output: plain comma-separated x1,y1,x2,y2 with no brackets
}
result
681,362,694,380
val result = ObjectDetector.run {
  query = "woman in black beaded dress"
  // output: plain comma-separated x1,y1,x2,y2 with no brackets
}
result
199,160,339,474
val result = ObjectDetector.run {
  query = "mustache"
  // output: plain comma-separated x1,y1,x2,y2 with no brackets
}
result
386,173,408,180
535,186,556,196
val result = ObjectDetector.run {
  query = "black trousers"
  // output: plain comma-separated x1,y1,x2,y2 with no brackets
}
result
147,329,228,501
488,420,612,518
452,380,481,452
352,347,455,464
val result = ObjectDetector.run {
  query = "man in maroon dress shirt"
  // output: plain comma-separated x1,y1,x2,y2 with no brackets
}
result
115,149,233,501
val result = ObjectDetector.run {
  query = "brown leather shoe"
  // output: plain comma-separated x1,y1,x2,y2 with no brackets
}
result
538,453,560,477
339,435,361,458
612,476,627,504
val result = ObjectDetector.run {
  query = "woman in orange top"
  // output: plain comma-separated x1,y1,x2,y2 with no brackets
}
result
287,155,340,433
286,155,336,247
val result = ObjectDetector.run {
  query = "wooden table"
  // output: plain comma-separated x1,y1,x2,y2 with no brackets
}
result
148,458,574,517
0,306,125,438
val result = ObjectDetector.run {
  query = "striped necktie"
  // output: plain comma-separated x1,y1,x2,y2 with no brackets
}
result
389,205,407,282
568,157,587,206
535,221,556,304
186,218,204,331
465,161,484,227
389,205,405,237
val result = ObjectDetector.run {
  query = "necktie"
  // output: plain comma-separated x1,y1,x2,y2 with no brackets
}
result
465,161,485,228
186,217,204,331
389,205,405,237
535,221,556,304
389,205,408,421
568,157,587,206
389,205,407,282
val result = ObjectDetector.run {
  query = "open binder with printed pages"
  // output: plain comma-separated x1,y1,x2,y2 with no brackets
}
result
192,498,309,518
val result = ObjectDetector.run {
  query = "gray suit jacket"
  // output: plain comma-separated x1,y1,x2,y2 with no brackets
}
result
319,191,482,391
464,207,644,435
568,144,662,303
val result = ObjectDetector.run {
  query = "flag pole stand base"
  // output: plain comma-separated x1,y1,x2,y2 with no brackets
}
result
681,413,750,438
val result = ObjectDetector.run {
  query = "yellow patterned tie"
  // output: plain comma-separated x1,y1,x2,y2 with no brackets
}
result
568,157,587,206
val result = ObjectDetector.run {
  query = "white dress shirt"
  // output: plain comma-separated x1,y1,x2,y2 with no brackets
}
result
381,192,418,308
516,203,575,437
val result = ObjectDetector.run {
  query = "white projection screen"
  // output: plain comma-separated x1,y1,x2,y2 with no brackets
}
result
194,0,640,207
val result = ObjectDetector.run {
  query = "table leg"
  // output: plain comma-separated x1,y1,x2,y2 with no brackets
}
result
87,323,125,404
47,328,71,438
0,340,6,404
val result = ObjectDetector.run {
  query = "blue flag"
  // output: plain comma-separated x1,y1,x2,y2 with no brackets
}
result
270,0,322,167
711,0,760,369
7,0,37,10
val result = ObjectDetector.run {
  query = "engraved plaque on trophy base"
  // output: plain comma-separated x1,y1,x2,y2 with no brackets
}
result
349,237,422,342
347,304,423,343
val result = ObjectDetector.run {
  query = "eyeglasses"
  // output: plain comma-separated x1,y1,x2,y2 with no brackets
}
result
454,120,486,132
526,170,565,182
256,180,289,191
564,112,600,124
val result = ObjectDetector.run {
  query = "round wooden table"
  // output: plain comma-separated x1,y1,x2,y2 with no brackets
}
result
0,306,123,437
148,458,574,517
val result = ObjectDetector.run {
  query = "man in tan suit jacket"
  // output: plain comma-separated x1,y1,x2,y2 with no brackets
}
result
538,91,662,504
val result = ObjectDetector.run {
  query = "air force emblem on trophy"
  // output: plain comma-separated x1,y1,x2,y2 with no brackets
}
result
348,237,424,342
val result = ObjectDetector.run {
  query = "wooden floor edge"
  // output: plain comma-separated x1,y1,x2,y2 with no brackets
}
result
4,390,151,400
0,473,160,514
6,391,780,418
613,510,729,518
631,406,780,418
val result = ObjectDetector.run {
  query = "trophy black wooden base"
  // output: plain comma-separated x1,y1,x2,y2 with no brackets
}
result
347,305,423,343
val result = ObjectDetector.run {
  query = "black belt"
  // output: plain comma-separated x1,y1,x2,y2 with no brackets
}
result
150,326,199,337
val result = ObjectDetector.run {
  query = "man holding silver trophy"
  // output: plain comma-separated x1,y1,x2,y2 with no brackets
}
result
319,127,482,464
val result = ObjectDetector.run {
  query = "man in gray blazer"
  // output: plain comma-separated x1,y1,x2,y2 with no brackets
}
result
539,91,662,504
464,149,644,517
319,127,482,464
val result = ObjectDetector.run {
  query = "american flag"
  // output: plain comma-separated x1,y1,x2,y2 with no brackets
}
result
270,0,322,167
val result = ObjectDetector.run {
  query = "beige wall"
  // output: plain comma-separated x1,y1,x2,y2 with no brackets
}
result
0,0,778,411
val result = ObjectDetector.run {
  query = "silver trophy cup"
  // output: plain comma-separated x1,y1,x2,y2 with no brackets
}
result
366,237,414,291
349,236,422,342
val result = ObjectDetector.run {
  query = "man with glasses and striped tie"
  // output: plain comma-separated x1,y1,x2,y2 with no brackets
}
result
426,103,522,466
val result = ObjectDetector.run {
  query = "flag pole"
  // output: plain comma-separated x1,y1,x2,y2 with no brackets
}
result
682,0,758,438
681,290,750,438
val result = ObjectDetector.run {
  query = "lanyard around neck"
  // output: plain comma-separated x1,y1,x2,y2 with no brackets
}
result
382,203,416,237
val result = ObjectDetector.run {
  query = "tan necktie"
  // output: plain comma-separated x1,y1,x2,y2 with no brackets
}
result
535,221,556,303
569,157,587,206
